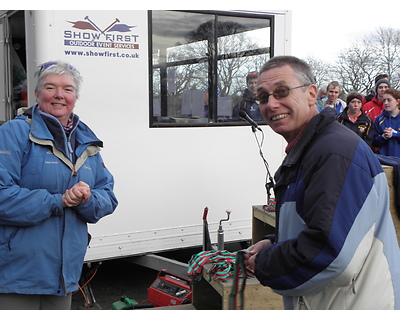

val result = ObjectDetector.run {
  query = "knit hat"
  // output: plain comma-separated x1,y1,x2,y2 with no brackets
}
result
375,79,391,92
346,92,364,105
246,71,258,82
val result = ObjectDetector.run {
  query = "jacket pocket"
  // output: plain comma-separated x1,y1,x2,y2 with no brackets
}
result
0,226,18,263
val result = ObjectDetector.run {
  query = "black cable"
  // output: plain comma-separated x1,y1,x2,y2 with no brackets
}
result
252,128,275,203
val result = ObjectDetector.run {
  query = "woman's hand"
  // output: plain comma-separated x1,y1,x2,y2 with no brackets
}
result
62,181,91,207
383,127,393,139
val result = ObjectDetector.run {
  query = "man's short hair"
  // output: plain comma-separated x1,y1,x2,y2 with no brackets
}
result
259,56,316,86
327,81,341,91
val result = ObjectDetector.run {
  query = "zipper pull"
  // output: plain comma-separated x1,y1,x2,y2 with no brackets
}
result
299,296,306,309
352,277,356,294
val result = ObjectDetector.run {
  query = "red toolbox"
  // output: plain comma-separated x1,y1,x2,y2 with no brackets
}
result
147,270,192,307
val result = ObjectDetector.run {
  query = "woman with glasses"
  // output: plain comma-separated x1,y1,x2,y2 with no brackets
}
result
0,61,118,309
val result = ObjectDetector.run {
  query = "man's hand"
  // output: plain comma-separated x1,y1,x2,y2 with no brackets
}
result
244,239,272,270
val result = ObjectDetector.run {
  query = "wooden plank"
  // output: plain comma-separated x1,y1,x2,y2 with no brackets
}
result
253,205,276,226
383,165,400,245
193,263,283,310
252,206,276,244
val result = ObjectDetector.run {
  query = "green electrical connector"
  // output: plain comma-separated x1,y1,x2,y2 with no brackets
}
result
111,296,138,310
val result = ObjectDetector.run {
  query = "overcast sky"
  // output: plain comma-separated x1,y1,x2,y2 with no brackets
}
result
289,0,400,63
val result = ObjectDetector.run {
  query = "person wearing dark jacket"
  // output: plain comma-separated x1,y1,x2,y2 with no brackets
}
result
244,56,400,309
0,61,118,309
337,92,374,147
232,71,263,121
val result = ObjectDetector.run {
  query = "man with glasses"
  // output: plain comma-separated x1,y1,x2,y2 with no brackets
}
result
244,56,400,309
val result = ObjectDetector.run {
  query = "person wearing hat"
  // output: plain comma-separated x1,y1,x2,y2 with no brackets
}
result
365,74,389,103
363,78,391,121
337,92,374,147
232,71,263,121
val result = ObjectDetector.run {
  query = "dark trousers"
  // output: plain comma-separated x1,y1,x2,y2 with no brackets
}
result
0,293,72,310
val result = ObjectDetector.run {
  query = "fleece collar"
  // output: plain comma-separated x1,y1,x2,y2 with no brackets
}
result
282,108,336,167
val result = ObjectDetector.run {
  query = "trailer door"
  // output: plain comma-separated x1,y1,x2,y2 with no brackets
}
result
0,10,27,124
0,11,11,124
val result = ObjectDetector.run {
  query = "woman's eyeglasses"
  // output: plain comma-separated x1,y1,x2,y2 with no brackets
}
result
257,84,309,104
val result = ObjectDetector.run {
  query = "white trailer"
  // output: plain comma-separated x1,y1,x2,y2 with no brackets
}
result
0,10,291,262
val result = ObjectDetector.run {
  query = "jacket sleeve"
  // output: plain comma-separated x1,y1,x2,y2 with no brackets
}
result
74,153,118,223
372,118,387,148
0,120,63,227
392,129,400,141
364,119,375,147
254,142,379,296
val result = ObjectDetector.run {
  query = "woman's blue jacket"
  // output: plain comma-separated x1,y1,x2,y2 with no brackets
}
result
0,105,118,296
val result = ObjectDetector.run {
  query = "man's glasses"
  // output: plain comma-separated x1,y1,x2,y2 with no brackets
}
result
257,84,309,104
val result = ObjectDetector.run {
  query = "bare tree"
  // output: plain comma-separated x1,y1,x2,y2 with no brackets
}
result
153,19,271,117
304,56,335,89
363,27,400,89
334,43,379,94
332,27,400,94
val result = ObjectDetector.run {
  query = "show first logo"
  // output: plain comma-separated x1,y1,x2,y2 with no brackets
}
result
64,16,139,49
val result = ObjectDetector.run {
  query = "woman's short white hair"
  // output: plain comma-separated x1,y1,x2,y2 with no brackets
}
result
35,61,83,98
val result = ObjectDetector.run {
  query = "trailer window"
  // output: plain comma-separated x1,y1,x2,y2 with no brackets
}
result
149,10,274,127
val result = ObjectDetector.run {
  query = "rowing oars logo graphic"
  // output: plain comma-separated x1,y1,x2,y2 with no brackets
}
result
67,16,136,42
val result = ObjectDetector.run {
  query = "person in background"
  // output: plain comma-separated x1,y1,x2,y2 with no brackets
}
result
232,71,263,121
203,87,220,118
363,78,391,121
317,84,327,100
365,74,389,103
337,92,374,147
0,61,118,310
317,81,346,113
316,84,328,111
373,88,400,157
245,55,400,310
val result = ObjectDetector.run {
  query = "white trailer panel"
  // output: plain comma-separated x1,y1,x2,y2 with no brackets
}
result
1,10,291,261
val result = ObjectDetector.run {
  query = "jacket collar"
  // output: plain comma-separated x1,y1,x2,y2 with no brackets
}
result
339,107,369,122
25,105,102,148
282,108,336,167
372,95,384,106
